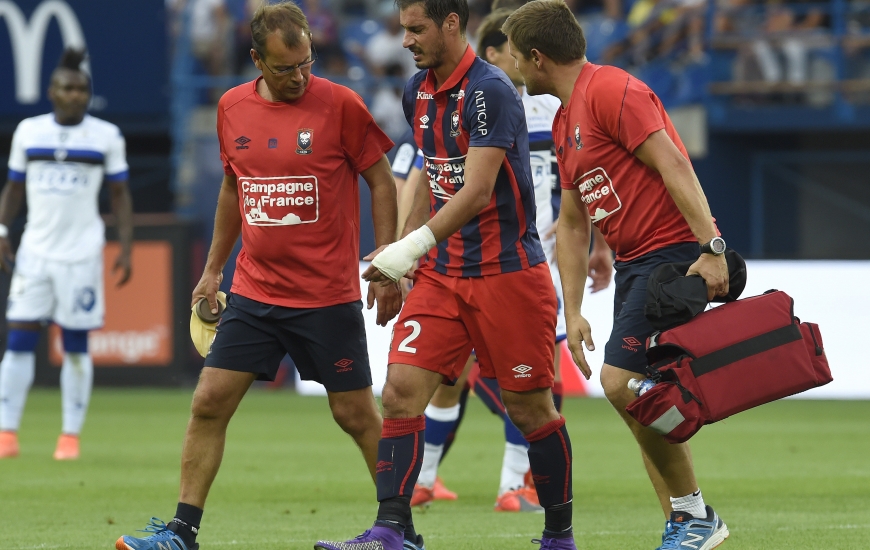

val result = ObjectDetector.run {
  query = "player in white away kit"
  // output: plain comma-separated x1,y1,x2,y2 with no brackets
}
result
410,9,613,512
0,49,133,460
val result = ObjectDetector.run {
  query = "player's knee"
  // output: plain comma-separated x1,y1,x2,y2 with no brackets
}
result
61,329,89,354
331,401,378,437
503,406,535,434
600,367,633,408
380,381,419,418
503,396,553,435
189,384,234,421
7,329,40,352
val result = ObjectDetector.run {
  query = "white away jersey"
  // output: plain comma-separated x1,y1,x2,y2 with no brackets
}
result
523,92,561,262
7,114,128,261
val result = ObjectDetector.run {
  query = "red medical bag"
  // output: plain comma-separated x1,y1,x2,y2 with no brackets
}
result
625,290,833,443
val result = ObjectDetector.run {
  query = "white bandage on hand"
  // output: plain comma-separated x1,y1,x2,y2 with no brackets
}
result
371,225,437,282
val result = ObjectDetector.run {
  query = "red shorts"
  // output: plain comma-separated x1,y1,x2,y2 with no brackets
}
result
388,263,557,392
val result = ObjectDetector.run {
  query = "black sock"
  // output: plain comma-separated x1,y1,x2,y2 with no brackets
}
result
542,502,574,539
526,417,573,537
375,416,426,531
375,497,411,534
167,502,202,547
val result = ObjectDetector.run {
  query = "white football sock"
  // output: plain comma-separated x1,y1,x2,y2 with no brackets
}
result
671,489,707,519
499,442,530,496
0,351,36,431
417,442,444,489
417,403,461,488
60,353,93,435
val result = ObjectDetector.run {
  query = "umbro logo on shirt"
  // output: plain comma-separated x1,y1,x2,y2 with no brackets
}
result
235,136,251,149
419,115,430,129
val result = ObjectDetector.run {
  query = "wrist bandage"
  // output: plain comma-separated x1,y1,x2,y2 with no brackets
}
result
372,226,436,282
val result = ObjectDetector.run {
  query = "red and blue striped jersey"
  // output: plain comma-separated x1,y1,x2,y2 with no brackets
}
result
402,46,545,277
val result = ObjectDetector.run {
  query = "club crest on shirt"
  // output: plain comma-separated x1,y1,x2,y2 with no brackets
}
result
574,123,583,150
449,110,461,137
296,129,313,155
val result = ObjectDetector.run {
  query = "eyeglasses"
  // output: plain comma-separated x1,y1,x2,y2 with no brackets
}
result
258,46,318,77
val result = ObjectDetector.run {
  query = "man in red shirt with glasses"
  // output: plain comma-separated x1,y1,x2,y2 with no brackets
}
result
116,3,404,550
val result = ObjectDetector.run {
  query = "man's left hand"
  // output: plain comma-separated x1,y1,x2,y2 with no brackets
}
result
687,253,728,300
113,251,132,287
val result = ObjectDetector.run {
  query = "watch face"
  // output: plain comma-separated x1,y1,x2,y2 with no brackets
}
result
711,237,726,254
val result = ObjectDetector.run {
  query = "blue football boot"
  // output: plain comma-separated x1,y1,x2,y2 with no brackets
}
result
403,532,425,550
115,517,198,550
657,506,729,550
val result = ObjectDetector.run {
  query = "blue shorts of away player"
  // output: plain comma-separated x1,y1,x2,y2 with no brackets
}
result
605,242,700,374
206,294,373,392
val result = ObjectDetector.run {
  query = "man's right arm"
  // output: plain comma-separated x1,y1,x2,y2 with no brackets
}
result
0,180,25,272
192,173,241,312
557,187,595,379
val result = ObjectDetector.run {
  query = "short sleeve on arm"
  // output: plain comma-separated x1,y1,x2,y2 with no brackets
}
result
7,121,27,182
340,89,395,172
216,101,235,175
553,117,575,190
104,126,129,182
465,77,522,149
589,70,665,153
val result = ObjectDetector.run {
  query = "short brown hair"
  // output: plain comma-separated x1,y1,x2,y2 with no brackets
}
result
491,0,525,11
502,0,585,64
477,8,513,53
251,1,311,56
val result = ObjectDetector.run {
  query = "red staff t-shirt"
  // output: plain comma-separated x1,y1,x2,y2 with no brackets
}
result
555,63,708,262
217,75,394,307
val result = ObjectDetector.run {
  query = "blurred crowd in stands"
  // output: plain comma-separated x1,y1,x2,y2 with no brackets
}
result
166,0,870,138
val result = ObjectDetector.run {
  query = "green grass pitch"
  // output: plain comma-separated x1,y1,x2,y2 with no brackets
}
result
0,389,868,549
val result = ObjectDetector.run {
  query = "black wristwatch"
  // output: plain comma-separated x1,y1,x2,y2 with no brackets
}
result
700,237,726,256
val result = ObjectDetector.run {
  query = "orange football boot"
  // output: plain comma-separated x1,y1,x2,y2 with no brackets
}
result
410,484,435,507
53,434,80,460
432,476,458,500
494,486,543,512
0,431,19,458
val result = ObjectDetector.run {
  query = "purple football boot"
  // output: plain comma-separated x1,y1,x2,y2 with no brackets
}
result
314,525,404,550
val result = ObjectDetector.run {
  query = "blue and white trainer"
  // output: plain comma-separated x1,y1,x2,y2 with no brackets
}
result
115,517,198,550
315,525,404,550
403,533,425,550
657,506,729,550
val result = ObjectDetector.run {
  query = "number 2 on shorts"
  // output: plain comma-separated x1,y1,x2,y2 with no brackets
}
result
397,320,421,353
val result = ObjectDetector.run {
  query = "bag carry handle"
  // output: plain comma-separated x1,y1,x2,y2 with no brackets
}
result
690,323,803,377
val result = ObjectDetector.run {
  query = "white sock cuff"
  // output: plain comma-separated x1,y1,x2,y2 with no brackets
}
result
424,403,461,422
670,488,706,518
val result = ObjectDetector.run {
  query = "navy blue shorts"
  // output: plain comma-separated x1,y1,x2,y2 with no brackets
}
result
604,242,700,374
205,294,372,392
